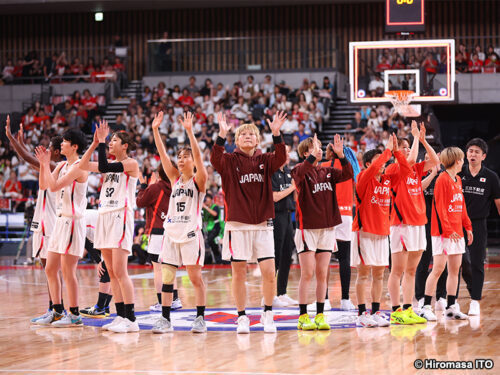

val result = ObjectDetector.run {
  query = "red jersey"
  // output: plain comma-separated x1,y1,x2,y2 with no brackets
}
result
352,149,411,235
468,60,483,73
431,172,472,238
321,159,354,216
136,180,172,235
210,136,286,225
293,156,353,230
386,161,427,226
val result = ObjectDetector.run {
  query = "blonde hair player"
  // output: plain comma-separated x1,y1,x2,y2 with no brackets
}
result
419,147,473,321
34,129,88,327
386,122,440,325
210,111,287,334
79,121,140,333
151,111,208,334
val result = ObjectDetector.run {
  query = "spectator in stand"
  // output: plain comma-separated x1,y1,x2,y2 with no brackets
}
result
422,52,438,75
376,56,392,72
368,74,384,97
111,114,126,132
183,76,199,96
392,56,406,69
348,111,366,141
294,123,310,143
243,75,259,102
224,133,236,153
231,96,250,121
261,75,274,97
474,45,485,62
456,52,469,73
458,43,469,61
468,52,484,73
178,88,195,107
2,59,15,83
484,50,500,73
3,171,23,211
301,111,316,135
281,112,299,139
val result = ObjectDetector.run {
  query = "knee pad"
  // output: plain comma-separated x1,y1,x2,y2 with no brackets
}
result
161,265,176,285
162,284,174,293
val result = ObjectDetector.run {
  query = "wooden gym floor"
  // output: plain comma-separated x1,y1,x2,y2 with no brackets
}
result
0,262,499,375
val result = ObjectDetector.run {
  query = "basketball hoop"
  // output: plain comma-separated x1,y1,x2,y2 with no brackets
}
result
385,90,419,117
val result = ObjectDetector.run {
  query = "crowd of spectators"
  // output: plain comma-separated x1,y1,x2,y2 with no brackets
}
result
0,51,126,85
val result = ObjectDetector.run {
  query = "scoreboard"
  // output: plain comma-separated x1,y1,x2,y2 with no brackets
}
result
385,0,425,33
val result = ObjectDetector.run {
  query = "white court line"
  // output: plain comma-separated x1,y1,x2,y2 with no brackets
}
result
0,370,312,375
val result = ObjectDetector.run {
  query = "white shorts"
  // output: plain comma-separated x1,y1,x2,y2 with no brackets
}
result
390,225,426,253
32,232,50,259
94,209,134,253
222,228,275,262
431,236,466,256
351,231,389,267
148,234,163,255
47,216,86,258
295,227,336,253
335,215,353,242
160,230,205,267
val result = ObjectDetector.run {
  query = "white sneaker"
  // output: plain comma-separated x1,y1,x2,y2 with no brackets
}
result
278,294,298,306
417,298,425,313
191,316,207,333
149,303,162,312
356,311,377,328
435,297,447,311
420,305,437,321
108,318,140,333
261,296,287,308
260,311,277,333
445,303,468,320
102,316,124,330
236,315,250,334
468,300,480,316
307,299,332,312
340,299,356,311
152,316,173,333
371,311,390,327
171,298,182,310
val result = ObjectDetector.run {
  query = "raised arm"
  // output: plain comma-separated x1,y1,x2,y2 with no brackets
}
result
79,126,100,173
407,120,420,165
421,166,439,190
152,111,179,182
419,124,440,172
266,110,287,172
181,112,207,192
291,134,321,185
210,112,232,173
329,134,353,183
6,116,40,170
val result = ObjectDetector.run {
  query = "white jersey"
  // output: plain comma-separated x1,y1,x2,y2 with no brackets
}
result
30,189,57,236
164,176,205,243
85,209,99,242
98,168,138,213
56,160,88,219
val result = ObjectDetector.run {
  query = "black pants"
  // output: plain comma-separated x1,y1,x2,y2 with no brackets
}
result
273,210,295,296
459,219,487,300
206,224,222,263
333,240,351,300
415,223,448,300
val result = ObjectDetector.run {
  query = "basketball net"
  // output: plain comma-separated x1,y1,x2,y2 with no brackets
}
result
384,90,420,117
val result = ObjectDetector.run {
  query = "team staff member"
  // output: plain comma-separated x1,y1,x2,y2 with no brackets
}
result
202,193,223,264
271,145,298,307
459,138,500,316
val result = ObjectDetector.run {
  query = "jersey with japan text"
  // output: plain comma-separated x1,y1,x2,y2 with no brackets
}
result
30,188,57,235
99,166,138,213
164,176,205,243
56,160,88,219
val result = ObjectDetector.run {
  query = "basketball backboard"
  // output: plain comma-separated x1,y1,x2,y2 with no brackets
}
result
348,39,456,105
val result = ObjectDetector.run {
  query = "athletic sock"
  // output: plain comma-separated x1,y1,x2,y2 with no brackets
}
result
317,302,325,314
446,296,456,309
325,288,329,300
162,305,171,320
157,293,162,304
358,304,366,316
403,304,412,310
70,307,79,316
392,305,400,312
173,289,179,300
196,306,205,317
299,304,307,315
53,304,64,314
264,305,272,312
125,304,136,322
61,299,65,311
115,302,125,318
371,302,380,314
424,295,432,306
238,310,246,317
105,294,113,307
49,300,53,311
97,292,108,309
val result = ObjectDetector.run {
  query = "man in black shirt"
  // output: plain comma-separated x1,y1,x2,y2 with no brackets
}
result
459,138,500,316
271,146,297,307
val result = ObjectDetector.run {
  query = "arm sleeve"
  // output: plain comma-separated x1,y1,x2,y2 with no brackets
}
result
268,137,287,173
434,177,454,236
98,143,124,173
329,157,354,184
136,183,158,208
210,139,227,174
291,155,316,186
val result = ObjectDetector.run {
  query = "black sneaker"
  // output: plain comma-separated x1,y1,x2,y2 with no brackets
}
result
80,305,107,318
